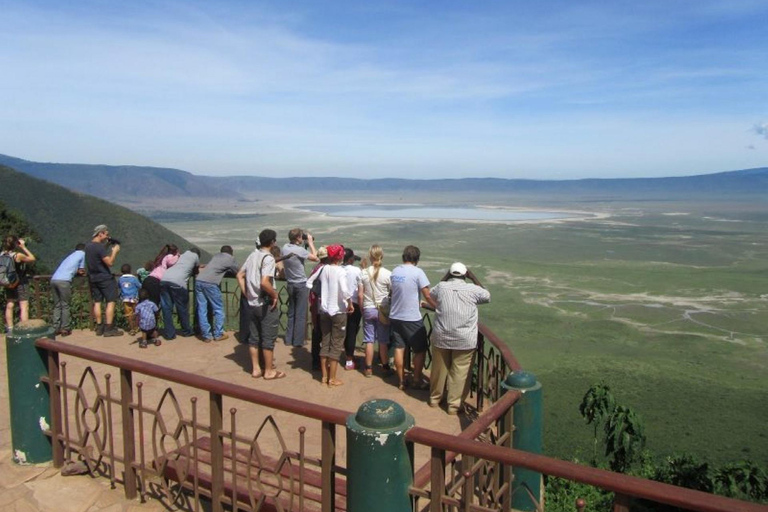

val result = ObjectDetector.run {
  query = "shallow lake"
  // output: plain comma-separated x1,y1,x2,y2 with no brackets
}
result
301,204,584,222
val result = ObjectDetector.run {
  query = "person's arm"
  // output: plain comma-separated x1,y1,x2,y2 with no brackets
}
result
357,282,364,307
15,239,36,264
236,268,248,300
465,269,484,288
420,286,438,309
102,244,120,267
305,233,319,262
261,274,278,310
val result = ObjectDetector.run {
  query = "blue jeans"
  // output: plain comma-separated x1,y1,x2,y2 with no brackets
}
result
160,282,193,339
195,281,224,339
285,282,309,346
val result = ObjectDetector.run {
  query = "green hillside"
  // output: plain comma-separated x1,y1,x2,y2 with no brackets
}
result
0,164,209,272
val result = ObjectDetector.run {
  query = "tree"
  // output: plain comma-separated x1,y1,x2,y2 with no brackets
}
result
579,382,615,465
603,405,646,473
654,454,713,492
715,461,768,501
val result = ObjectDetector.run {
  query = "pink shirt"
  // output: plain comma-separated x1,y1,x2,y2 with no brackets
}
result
149,253,179,280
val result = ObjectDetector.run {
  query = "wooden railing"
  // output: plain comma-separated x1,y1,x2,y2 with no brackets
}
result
34,329,768,512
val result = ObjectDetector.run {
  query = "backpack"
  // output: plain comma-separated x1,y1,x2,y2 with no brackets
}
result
0,252,19,289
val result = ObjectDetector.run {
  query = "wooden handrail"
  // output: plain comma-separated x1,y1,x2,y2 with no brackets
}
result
406,427,768,512
35,338,349,426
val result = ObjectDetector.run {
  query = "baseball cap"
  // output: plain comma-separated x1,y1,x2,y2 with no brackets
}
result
449,262,467,277
92,224,109,237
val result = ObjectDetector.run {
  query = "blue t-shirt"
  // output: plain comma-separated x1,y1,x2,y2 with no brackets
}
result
119,274,141,302
389,264,430,322
51,250,85,282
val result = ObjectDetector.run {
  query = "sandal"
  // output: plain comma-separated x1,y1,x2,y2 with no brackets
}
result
263,371,287,380
328,379,344,387
251,369,263,379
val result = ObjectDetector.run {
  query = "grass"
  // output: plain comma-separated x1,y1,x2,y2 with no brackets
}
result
161,196,768,466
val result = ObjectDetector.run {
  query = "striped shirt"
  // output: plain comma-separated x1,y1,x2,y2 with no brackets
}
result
429,279,491,350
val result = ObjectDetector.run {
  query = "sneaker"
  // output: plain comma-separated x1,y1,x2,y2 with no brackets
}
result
345,359,356,371
214,333,229,342
364,366,373,378
103,327,124,337
202,338,213,343
139,340,148,349
95,324,105,336
59,329,72,337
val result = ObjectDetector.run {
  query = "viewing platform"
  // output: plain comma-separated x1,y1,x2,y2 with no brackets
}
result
3,319,767,512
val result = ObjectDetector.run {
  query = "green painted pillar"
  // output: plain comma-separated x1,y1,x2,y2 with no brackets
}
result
5,319,54,464
346,399,415,512
500,371,543,511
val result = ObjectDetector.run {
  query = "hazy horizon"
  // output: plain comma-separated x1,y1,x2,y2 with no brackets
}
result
2,1,767,180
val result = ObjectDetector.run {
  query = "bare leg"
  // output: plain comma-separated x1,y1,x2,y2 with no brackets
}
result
5,300,15,330
320,356,329,385
262,349,278,379
92,301,102,325
394,347,405,388
328,359,341,385
379,342,389,366
249,346,262,377
19,300,29,323
105,301,116,325
412,351,426,383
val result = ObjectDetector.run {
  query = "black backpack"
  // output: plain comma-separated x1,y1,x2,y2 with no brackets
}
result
0,252,19,289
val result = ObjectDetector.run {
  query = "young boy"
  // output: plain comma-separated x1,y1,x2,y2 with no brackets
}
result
119,264,141,335
134,288,161,348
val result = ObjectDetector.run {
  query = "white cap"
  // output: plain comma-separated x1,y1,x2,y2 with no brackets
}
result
449,262,467,277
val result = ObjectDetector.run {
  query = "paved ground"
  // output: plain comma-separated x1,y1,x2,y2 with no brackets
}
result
1,325,470,511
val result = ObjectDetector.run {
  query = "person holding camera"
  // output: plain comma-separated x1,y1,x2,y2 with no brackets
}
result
2,235,36,333
281,228,319,347
85,224,123,337
428,262,491,415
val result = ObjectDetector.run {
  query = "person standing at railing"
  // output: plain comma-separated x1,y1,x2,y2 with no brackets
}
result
428,262,490,415
361,244,392,377
85,225,123,337
342,248,364,371
195,245,239,343
306,244,352,387
281,228,319,347
159,247,200,340
237,229,285,380
49,242,85,336
389,245,437,391
2,235,36,334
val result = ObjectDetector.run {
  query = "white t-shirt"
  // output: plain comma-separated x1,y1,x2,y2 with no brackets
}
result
240,250,275,307
361,265,392,310
343,264,363,304
306,264,351,316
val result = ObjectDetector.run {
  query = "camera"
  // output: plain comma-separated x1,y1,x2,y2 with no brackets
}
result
107,237,122,245
301,233,308,241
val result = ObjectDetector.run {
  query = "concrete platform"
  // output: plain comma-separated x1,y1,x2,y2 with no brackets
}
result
1,328,473,511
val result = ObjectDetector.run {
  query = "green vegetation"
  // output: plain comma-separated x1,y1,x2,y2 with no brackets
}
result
0,165,208,272
165,197,768,468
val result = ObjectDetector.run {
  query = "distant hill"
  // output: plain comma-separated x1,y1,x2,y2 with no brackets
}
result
0,164,209,272
1,153,766,201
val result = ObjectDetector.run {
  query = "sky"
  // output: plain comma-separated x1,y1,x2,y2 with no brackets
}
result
1,0,767,180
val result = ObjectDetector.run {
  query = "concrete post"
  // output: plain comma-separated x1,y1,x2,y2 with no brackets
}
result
346,399,415,512
500,371,543,511
5,319,54,464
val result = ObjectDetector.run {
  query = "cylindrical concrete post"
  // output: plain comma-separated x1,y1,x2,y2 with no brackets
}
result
5,319,54,464
346,399,415,512
500,371,543,511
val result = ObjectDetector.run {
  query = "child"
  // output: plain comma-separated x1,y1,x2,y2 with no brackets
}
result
119,264,141,335
134,288,161,348
136,261,152,283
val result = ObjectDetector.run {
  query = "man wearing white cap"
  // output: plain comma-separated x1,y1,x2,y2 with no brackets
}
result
85,224,123,337
428,262,490,415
